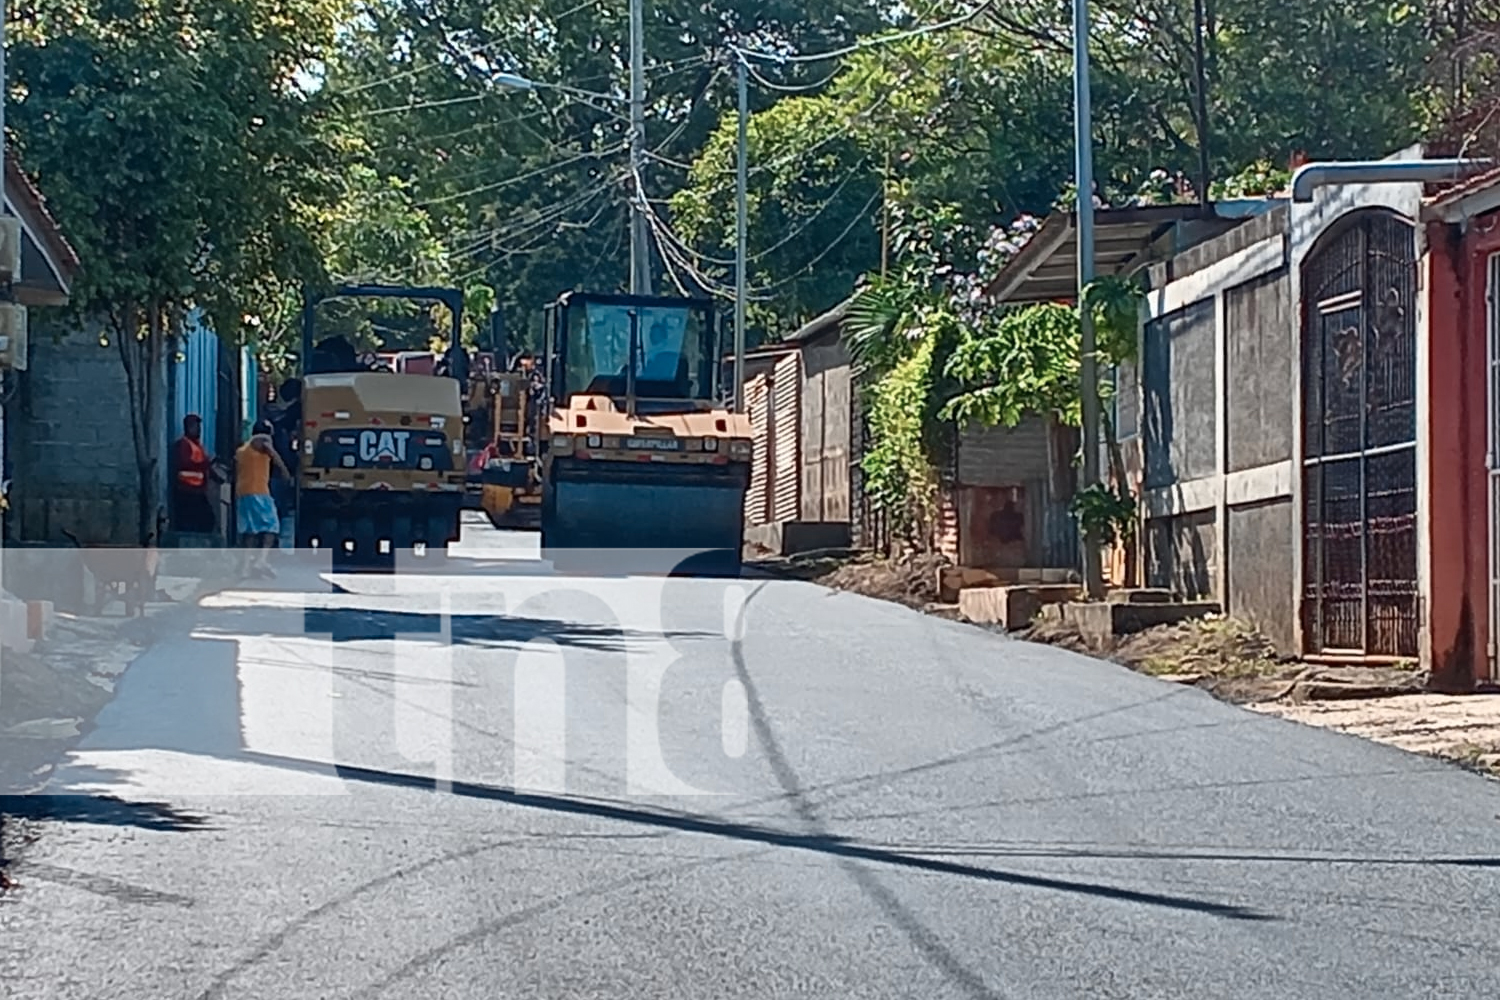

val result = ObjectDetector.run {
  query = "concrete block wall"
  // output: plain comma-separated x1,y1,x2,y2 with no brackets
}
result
10,318,146,543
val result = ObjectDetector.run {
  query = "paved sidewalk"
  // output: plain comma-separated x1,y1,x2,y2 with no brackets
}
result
1250,691,1500,774
1,551,237,796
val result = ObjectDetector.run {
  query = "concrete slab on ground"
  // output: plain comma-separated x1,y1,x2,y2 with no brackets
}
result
960,584,1081,630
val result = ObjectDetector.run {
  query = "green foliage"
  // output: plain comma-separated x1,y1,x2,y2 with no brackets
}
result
860,338,937,527
942,276,1143,430
1207,159,1292,200
1084,275,1146,365
1069,482,1137,548
943,304,1082,428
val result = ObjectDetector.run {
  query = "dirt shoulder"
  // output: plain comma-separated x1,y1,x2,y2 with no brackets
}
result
756,551,1500,778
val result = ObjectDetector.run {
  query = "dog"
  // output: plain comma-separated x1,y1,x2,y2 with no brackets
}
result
62,516,164,617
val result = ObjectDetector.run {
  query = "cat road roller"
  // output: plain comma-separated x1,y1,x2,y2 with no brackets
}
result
536,291,753,576
294,284,469,570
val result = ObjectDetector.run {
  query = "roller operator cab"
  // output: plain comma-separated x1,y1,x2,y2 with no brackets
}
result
294,285,469,570
538,291,753,576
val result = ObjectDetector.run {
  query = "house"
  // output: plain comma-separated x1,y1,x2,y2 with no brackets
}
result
985,144,1500,689
1419,166,1500,689
0,157,80,641
741,297,1087,578
741,301,859,557
1,156,81,527
978,201,1274,589
2,160,248,547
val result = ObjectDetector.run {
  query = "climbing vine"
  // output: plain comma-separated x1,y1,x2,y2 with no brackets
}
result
943,273,1146,550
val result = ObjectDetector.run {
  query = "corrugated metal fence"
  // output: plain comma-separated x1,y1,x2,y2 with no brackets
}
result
745,374,770,526
770,353,800,523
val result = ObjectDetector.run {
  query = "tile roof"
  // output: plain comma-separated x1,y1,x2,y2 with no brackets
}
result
4,155,81,280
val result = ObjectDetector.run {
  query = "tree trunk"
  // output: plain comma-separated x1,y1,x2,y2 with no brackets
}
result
116,301,169,545
142,302,169,543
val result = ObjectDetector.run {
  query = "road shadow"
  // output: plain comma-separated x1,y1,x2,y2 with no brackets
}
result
189,606,719,654
237,750,1274,923
0,793,210,831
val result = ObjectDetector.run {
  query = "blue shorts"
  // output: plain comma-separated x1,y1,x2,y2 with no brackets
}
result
237,493,280,536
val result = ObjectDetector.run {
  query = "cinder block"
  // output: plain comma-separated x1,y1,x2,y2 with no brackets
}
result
0,597,34,653
26,600,55,641
937,566,1006,603
1071,600,1221,648
960,584,1080,630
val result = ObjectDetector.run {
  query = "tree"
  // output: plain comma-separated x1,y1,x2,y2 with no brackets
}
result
8,0,350,541
321,0,890,349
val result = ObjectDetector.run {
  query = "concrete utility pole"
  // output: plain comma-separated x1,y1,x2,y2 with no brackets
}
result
1073,0,1105,600
733,55,747,412
628,0,651,295
1,0,9,578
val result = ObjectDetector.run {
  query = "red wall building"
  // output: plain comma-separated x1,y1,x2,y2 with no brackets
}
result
1424,171,1500,690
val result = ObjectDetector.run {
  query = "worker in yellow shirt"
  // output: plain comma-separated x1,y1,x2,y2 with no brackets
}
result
235,419,291,578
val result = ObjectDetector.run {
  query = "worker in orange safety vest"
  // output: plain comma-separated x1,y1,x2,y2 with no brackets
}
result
172,414,217,534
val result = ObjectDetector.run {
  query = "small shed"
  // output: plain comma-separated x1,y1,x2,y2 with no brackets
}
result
742,301,857,556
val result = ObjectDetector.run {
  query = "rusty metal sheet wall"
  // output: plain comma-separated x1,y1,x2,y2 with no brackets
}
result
822,362,852,521
745,374,770,526
771,352,801,524
956,415,1051,487
800,368,825,521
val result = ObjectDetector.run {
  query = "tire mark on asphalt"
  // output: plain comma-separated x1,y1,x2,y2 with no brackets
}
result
11,860,195,907
193,836,529,1000
351,850,763,999
729,582,1006,1000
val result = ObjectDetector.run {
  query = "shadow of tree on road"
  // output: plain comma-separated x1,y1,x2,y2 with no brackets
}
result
0,793,211,831
190,607,719,654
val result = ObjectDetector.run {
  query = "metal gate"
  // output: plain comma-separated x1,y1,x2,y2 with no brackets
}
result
1300,210,1419,657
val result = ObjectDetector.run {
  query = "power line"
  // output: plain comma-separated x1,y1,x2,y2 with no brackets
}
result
732,2,996,65
667,155,874,267
737,57,843,94
417,143,626,208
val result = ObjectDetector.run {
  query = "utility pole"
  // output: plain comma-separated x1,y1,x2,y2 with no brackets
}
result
1,0,9,582
628,0,651,295
733,55,747,412
1073,0,1105,600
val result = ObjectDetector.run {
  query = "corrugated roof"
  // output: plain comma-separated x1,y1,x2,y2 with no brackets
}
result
983,202,1272,304
785,299,850,344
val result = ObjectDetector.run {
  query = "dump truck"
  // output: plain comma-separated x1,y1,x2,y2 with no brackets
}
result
294,284,469,569
536,291,753,575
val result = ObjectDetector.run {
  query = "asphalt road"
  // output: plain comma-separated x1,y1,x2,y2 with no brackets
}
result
3,518,1500,998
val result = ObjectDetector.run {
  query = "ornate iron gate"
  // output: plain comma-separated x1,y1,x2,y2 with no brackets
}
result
1300,210,1419,657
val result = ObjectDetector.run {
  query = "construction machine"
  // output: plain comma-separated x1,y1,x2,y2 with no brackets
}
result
536,291,753,575
475,362,544,529
294,284,469,569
